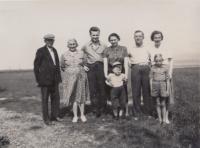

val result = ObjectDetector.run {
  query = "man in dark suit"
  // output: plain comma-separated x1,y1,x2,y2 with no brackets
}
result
34,34,62,125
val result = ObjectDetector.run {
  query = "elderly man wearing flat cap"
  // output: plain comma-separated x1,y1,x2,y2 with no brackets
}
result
34,34,62,125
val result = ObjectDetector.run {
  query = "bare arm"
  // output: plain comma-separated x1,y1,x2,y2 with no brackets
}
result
60,54,66,72
168,58,173,79
149,69,153,95
124,57,129,79
103,58,108,78
81,46,90,71
166,79,170,94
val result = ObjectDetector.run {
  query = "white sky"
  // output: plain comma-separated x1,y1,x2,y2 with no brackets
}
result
0,0,199,69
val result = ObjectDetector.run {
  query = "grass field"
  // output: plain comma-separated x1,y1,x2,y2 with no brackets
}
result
0,67,199,148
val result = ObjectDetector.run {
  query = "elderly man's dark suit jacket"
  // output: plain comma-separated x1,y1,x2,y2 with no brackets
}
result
34,45,62,123
34,46,61,86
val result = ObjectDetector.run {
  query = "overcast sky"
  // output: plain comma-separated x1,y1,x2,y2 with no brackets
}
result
0,0,199,70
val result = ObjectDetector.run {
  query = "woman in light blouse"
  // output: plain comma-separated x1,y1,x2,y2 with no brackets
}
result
150,31,174,124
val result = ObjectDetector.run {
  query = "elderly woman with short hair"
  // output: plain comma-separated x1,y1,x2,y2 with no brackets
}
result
61,39,90,123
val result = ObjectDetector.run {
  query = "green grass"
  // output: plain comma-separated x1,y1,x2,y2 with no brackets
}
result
0,67,199,148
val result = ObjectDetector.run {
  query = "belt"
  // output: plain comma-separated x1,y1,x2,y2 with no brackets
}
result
131,63,149,67
153,80,167,82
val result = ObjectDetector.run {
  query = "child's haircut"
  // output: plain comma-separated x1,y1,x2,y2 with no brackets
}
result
154,54,164,62
112,61,122,70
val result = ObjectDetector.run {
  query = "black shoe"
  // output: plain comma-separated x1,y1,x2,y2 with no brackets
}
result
96,112,101,118
51,118,58,121
51,117,63,122
113,115,119,120
44,120,52,125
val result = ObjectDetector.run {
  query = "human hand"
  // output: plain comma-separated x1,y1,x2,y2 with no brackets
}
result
62,99,69,106
125,75,128,81
123,75,128,82
83,66,89,72
105,80,113,87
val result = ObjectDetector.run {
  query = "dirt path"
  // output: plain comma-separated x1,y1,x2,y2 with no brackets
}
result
0,97,179,148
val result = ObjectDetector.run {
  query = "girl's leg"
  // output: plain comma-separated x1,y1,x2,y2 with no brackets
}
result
119,108,123,117
156,97,162,123
72,102,78,123
165,110,170,124
165,99,170,124
113,109,118,118
79,103,87,122
161,99,166,123
125,103,129,117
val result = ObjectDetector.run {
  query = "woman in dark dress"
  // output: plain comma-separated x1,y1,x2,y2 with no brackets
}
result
103,33,129,117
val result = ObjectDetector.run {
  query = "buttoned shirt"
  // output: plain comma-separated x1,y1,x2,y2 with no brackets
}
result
102,45,128,66
81,41,107,64
128,45,150,65
47,47,56,65
149,65,169,81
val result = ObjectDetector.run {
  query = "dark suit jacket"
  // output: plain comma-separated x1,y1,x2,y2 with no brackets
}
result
34,46,62,87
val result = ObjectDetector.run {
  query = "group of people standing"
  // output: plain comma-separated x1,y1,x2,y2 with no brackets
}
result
34,26,174,125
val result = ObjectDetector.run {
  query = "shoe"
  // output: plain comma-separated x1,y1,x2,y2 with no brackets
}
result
164,119,170,124
72,116,78,123
56,117,64,122
119,110,123,117
96,112,101,118
50,117,60,121
44,120,52,125
80,115,87,122
125,113,129,117
113,116,119,120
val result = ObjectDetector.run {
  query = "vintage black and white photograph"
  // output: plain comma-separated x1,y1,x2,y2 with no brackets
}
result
0,0,199,147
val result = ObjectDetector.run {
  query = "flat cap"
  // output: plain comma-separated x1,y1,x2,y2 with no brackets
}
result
43,34,55,40
112,61,122,67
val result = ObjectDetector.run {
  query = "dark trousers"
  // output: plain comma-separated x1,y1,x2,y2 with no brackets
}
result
107,66,128,102
41,84,60,122
87,62,107,114
131,64,151,116
110,86,126,110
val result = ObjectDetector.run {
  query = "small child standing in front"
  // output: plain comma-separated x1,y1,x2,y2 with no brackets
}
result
150,54,170,124
106,62,127,119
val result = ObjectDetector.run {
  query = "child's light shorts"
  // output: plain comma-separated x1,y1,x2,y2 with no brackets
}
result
151,81,169,98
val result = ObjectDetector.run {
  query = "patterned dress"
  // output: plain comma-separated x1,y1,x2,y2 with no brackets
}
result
61,50,90,106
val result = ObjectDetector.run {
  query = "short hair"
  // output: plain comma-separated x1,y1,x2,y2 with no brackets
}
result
134,30,144,38
67,38,78,48
151,30,164,41
154,54,164,62
112,64,122,70
89,26,100,34
108,33,120,41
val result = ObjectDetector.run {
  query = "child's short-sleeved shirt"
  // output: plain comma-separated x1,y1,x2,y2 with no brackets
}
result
107,73,126,87
150,65,169,81
150,65,170,97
